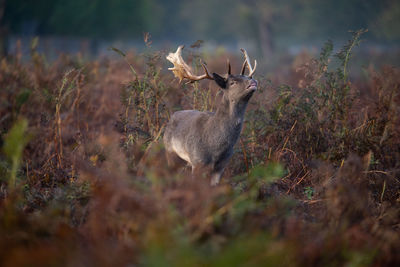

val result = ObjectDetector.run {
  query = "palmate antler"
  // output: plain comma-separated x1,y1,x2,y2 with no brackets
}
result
166,45,257,82
240,48,257,78
166,45,213,83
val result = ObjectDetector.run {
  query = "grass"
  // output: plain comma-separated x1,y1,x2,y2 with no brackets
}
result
0,32,399,266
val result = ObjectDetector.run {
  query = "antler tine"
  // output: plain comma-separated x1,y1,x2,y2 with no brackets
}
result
240,60,247,75
186,61,213,84
240,48,257,78
166,45,214,83
249,60,257,77
227,59,231,75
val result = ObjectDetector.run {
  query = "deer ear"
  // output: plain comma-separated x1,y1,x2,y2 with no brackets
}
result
212,73,227,89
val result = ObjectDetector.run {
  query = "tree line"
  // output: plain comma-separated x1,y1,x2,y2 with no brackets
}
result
1,0,399,56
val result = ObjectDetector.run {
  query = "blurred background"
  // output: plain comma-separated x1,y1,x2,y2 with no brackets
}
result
2,0,400,63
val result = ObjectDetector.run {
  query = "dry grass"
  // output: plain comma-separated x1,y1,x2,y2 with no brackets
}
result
0,34,399,266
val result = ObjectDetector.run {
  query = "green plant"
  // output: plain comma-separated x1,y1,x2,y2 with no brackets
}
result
53,69,82,167
261,30,369,164
304,186,314,200
2,119,30,188
335,29,368,81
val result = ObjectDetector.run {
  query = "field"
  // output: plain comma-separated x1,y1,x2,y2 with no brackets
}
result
1,32,400,266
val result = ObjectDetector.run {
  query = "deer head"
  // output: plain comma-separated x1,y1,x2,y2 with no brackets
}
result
166,46,257,103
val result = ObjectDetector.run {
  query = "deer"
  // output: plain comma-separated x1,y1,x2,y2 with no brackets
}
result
163,45,257,185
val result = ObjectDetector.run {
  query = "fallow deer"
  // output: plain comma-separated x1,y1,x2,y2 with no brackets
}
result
164,45,257,185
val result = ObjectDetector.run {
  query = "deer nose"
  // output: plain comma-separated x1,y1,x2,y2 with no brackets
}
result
247,80,258,90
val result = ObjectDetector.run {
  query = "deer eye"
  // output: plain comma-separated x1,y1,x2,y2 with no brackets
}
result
230,80,236,85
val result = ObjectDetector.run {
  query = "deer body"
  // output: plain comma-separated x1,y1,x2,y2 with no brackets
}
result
164,46,257,185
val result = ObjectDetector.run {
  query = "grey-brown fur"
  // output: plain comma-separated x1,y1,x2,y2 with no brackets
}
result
164,73,257,185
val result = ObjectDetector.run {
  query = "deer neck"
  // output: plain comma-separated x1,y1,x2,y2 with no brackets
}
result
214,94,248,128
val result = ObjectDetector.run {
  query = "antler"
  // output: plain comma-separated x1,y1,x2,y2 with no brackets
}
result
166,45,213,83
240,48,257,78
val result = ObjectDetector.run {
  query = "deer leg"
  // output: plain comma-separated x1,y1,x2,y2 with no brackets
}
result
191,164,202,177
192,164,213,180
166,150,184,169
210,169,224,186
166,150,175,167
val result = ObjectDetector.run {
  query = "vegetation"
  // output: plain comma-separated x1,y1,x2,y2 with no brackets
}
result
3,1,400,52
0,31,399,266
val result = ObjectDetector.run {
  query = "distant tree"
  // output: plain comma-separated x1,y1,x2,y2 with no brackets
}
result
236,0,387,57
236,0,299,58
47,0,159,39
0,0,6,56
371,0,400,41
178,0,238,42
1,0,397,58
295,0,382,41
4,0,58,34
1,0,59,56
3,0,161,39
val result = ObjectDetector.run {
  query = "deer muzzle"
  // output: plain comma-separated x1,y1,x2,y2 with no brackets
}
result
246,80,258,91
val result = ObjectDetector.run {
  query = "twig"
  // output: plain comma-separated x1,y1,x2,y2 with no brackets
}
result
281,120,297,150
136,124,166,176
301,198,326,204
240,138,250,176
286,170,310,194
380,180,386,203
